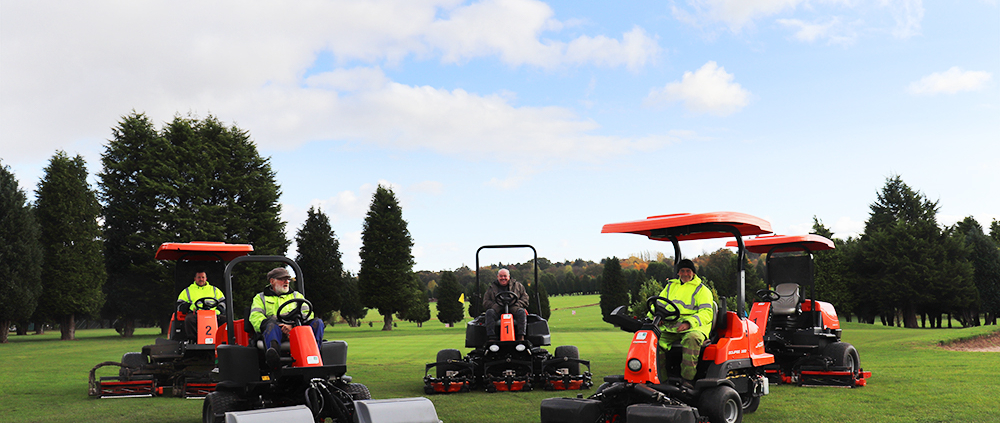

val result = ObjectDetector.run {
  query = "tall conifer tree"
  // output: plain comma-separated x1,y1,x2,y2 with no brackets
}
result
358,185,414,330
295,207,343,320
0,162,43,343
35,152,106,340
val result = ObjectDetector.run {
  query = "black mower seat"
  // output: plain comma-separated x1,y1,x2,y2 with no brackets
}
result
772,283,801,316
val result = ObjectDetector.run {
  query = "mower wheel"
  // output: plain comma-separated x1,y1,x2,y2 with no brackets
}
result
119,352,146,381
553,345,580,376
740,393,760,414
346,383,372,400
699,385,743,423
824,342,860,377
203,391,239,423
436,349,463,378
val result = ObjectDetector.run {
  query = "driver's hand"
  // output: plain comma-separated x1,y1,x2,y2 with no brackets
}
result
279,324,292,335
677,322,691,332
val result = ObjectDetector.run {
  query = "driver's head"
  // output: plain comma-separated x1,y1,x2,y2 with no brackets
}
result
193,271,208,287
677,259,696,283
267,267,292,295
497,269,510,286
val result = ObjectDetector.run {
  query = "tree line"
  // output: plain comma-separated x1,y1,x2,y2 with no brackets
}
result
3,112,998,342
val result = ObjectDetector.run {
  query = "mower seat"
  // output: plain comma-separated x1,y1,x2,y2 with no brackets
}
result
243,306,291,353
772,283,801,316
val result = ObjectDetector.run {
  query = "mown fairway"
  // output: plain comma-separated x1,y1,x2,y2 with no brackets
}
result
2,295,998,423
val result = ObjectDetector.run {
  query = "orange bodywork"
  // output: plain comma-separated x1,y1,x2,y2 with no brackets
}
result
289,326,323,367
602,212,772,240
726,234,834,254
500,313,515,342
195,310,218,345
702,312,773,367
802,300,841,330
491,380,529,391
624,330,660,384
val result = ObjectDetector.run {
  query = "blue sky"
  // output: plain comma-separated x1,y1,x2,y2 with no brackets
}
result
2,0,997,273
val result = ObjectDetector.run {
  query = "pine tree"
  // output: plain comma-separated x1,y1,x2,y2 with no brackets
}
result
0,162,43,343
397,274,431,327
338,273,367,327
600,257,630,318
436,271,465,325
358,185,414,330
536,275,551,320
295,207,344,321
34,151,106,340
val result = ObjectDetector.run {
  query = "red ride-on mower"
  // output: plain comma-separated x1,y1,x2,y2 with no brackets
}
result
541,212,775,423
424,245,592,394
728,234,871,387
88,241,253,399
204,254,439,423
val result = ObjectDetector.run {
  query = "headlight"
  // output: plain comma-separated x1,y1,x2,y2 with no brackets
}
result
489,344,500,352
627,358,642,372
515,344,526,352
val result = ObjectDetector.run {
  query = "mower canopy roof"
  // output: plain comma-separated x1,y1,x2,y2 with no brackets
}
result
725,234,834,254
155,241,254,262
601,212,772,241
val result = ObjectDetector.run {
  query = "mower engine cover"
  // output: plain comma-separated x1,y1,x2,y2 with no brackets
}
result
540,397,604,423
625,404,699,423
353,397,441,423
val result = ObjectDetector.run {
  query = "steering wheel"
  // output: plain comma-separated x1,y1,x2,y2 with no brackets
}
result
276,298,313,326
646,296,681,322
495,291,519,311
756,289,781,302
193,297,219,311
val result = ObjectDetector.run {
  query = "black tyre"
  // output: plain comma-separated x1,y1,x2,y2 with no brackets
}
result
824,342,860,377
346,383,372,400
740,393,760,414
553,345,580,375
203,391,239,423
119,352,145,380
436,349,463,378
699,385,743,423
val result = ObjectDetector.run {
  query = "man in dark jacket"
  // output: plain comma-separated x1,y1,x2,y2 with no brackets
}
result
482,269,529,341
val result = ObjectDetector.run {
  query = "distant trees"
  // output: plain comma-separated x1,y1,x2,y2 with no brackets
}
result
358,185,415,331
34,152,105,340
100,112,287,336
955,217,1000,326
600,257,629,318
338,273,367,327
0,162,43,343
854,175,977,328
435,271,465,325
397,274,431,327
295,207,344,321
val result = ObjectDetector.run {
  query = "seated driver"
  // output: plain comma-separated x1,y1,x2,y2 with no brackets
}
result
249,267,325,355
654,259,714,391
176,270,225,341
482,268,529,341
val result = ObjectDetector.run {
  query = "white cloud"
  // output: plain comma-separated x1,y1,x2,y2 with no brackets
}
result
645,61,751,116
673,0,924,40
907,67,993,95
777,17,857,45
0,0,662,163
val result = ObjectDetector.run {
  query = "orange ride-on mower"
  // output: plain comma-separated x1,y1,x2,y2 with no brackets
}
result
729,234,871,387
424,245,592,394
204,254,440,423
541,212,775,423
88,241,253,399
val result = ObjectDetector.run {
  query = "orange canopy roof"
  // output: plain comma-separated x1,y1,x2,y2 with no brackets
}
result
154,241,254,262
725,234,834,254
601,212,772,241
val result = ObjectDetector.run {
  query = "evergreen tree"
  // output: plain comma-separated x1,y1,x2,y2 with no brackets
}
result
435,271,465,325
645,261,672,285
810,217,856,321
990,220,1000,246
0,162,43,343
397,273,430,327
536,275,551,319
99,112,172,336
956,217,1000,326
630,278,664,316
856,175,976,327
34,152,106,340
338,272,367,327
600,257,630,318
358,185,414,330
295,207,343,321
100,112,288,335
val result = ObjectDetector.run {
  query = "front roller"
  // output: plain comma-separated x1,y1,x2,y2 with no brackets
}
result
540,397,702,423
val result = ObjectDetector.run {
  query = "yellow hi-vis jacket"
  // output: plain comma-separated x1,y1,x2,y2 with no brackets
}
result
176,283,225,314
654,275,714,339
249,289,314,333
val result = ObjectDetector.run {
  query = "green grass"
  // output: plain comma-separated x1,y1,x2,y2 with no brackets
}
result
2,295,999,423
